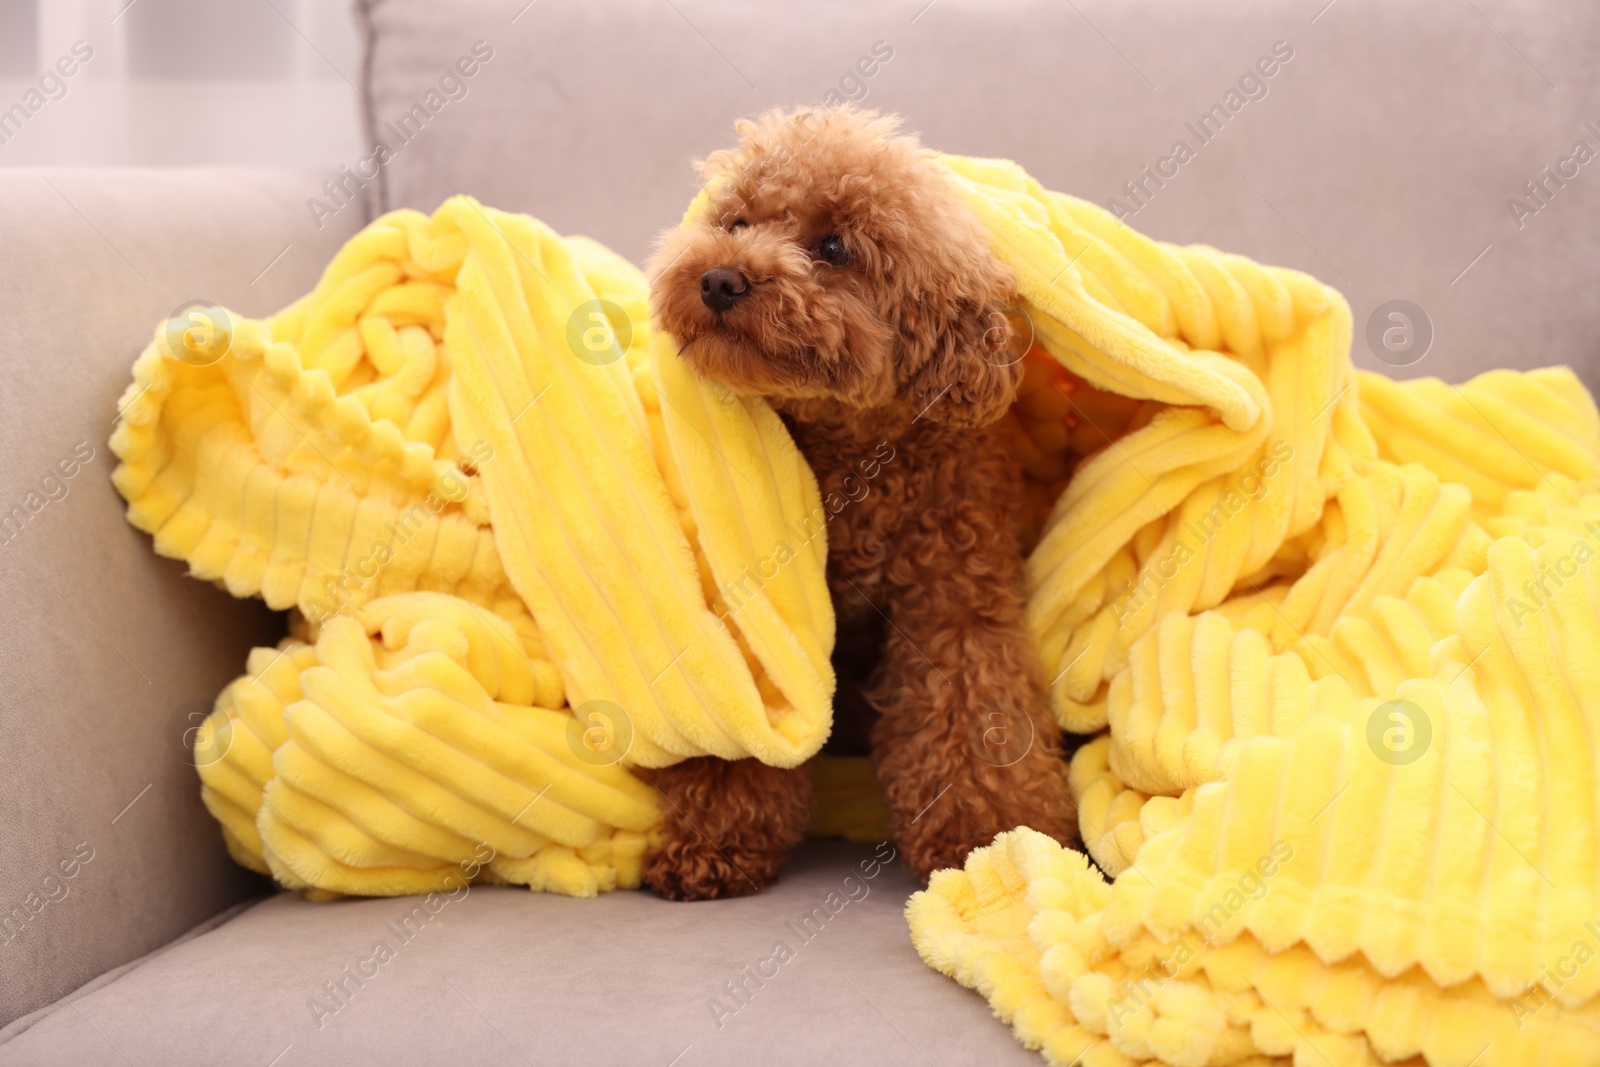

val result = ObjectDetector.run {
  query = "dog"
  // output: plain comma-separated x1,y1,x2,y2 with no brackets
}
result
644,106,1075,900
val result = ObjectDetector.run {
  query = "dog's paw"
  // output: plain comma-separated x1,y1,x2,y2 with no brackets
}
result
642,836,779,901
640,755,814,901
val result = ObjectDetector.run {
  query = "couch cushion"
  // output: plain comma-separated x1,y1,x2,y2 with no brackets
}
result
0,168,364,1025
358,0,1600,386
0,842,1034,1067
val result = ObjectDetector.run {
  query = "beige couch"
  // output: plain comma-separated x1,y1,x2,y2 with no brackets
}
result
2,1,1595,1063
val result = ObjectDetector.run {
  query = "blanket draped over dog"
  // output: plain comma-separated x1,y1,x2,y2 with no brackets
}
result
917,158,1600,1067
112,201,834,896
112,158,1600,1064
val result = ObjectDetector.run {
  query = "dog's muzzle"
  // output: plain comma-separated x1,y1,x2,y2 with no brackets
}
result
700,268,749,313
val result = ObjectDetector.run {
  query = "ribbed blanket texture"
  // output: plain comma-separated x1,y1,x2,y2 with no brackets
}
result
111,158,1600,1065
914,158,1600,1067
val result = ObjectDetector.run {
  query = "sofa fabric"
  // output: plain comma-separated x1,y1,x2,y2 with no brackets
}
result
0,168,363,1025
0,842,1034,1067
4,0,1599,1060
358,0,1600,385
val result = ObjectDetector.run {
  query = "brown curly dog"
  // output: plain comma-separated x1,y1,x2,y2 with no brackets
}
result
643,106,1076,900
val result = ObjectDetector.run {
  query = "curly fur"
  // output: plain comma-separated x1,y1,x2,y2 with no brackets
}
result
644,106,1076,900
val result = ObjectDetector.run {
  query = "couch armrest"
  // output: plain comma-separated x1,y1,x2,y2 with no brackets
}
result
0,168,364,1025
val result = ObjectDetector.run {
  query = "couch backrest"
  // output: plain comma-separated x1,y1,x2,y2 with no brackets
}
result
0,168,362,1025
358,0,1600,385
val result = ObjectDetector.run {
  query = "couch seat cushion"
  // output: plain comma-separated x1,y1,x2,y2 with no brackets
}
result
0,842,1036,1067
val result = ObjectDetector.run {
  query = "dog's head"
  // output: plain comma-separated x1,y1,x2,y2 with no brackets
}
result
648,107,1019,427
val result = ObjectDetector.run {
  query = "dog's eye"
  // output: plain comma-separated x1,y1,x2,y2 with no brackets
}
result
728,219,749,232
816,234,851,266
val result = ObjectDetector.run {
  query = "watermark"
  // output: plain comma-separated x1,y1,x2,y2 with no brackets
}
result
706,842,897,1029
1507,123,1599,230
1110,440,1294,626
167,699,232,767
565,299,632,366
1104,840,1292,1028
1107,41,1295,221
566,699,633,766
976,704,1036,768
1364,299,1432,368
1,842,96,946
709,41,895,231
301,440,493,625
1510,916,1600,1029
0,41,94,147
160,301,233,367
307,841,494,1028
820,40,895,109
1504,521,1600,629
1365,699,1431,766
0,440,97,548
981,307,1034,369
307,41,495,230
715,441,896,621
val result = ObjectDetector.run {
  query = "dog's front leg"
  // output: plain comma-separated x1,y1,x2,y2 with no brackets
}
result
868,446,1077,881
642,756,815,900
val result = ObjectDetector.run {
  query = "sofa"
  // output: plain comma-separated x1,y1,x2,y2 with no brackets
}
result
2,1,1595,1063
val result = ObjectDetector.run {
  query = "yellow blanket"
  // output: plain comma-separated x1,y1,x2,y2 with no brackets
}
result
112,158,1600,1064
112,199,835,896
909,158,1600,1065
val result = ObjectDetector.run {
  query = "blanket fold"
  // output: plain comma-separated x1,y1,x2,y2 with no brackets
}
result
112,196,837,896
906,157,1600,1066
114,156,1600,1066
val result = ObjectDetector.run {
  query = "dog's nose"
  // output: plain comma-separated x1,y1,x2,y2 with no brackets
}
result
700,268,749,313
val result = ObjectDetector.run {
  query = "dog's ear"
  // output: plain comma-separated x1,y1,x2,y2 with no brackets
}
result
901,290,1022,428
